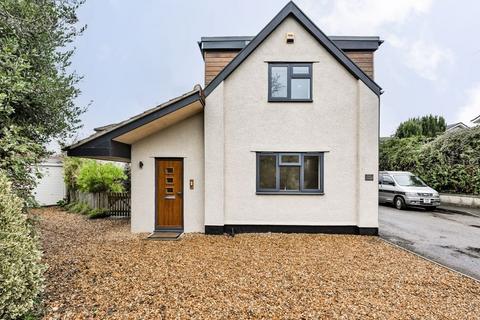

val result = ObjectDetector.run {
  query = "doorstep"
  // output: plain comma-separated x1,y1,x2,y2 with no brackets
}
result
147,231,183,241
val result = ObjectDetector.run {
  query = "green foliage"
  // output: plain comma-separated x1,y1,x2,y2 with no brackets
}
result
0,126,44,205
63,201,110,219
63,157,89,191
379,136,426,172
64,201,77,212
380,126,480,194
68,201,89,215
77,161,127,193
395,115,446,138
0,171,44,319
0,0,86,202
88,208,110,219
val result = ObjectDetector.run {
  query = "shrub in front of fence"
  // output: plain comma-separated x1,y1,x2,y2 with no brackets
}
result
68,191,130,218
65,201,111,219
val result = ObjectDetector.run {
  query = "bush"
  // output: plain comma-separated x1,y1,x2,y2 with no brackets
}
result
76,161,127,193
0,171,44,319
68,202,90,215
380,126,480,195
379,136,426,171
64,201,77,212
88,208,110,219
56,198,67,207
63,157,89,192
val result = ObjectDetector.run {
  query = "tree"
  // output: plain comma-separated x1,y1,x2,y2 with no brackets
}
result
395,115,446,138
0,0,86,201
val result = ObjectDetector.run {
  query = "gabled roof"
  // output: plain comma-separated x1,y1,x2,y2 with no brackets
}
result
204,1,383,97
64,85,205,161
446,122,469,131
471,114,480,124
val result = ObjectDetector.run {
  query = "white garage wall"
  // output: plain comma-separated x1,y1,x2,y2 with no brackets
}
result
33,163,66,206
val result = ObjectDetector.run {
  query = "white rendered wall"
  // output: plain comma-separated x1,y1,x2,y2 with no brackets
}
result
205,17,379,228
130,113,204,233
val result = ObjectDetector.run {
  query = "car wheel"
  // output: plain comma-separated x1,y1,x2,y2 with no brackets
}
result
424,206,436,211
394,196,406,210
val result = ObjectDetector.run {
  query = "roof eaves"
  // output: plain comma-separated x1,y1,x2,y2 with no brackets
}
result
64,85,204,151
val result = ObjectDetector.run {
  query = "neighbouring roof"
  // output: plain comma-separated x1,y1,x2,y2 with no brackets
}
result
446,122,469,131
203,1,383,97
471,114,480,124
64,85,205,161
198,35,383,55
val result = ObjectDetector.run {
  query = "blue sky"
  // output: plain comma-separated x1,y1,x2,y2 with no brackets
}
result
66,0,480,147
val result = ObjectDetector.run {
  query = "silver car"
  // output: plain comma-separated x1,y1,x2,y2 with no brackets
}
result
379,171,440,210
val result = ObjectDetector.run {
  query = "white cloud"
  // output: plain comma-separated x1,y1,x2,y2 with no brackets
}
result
393,38,454,81
307,0,434,35
301,0,454,81
456,84,480,125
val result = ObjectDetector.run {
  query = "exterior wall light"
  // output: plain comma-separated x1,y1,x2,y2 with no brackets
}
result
286,32,295,43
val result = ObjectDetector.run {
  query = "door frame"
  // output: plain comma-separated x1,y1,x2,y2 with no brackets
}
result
154,157,184,231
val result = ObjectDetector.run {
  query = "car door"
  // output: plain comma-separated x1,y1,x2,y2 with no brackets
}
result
382,175,396,203
378,174,385,202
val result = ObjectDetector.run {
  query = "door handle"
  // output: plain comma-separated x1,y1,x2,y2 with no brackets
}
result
177,192,183,195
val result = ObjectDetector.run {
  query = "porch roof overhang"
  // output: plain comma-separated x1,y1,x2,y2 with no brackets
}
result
64,85,205,162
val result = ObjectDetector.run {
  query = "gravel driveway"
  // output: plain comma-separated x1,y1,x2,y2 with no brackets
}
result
36,207,480,319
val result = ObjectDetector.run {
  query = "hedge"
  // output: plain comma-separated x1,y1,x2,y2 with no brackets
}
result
380,126,480,195
0,170,44,319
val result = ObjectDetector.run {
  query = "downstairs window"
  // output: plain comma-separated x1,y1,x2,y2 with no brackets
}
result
256,152,324,194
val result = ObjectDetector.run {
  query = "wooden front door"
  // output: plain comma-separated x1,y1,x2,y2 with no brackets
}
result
156,159,183,229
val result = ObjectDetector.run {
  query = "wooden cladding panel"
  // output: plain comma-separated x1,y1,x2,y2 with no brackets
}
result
345,51,374,79
204,50,240,86
203,49,375,85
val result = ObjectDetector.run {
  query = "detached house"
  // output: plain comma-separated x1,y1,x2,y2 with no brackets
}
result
65,2,383,235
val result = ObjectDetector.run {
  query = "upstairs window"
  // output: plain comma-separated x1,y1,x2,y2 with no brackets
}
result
256,152,324,194
268,63,312,102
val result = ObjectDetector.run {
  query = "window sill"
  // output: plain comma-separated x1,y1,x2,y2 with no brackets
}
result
256,191,324,195
268,99,313,103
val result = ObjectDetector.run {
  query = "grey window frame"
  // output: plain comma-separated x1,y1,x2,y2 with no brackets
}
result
256,152,324,195
268,63,313,102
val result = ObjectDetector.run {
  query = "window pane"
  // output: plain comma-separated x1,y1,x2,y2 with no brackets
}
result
259,155,276,189
304,156,319,189
291,78,310,99
280,166,300,191
292,66,309,74
280,154,299,164
270,66,288,98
